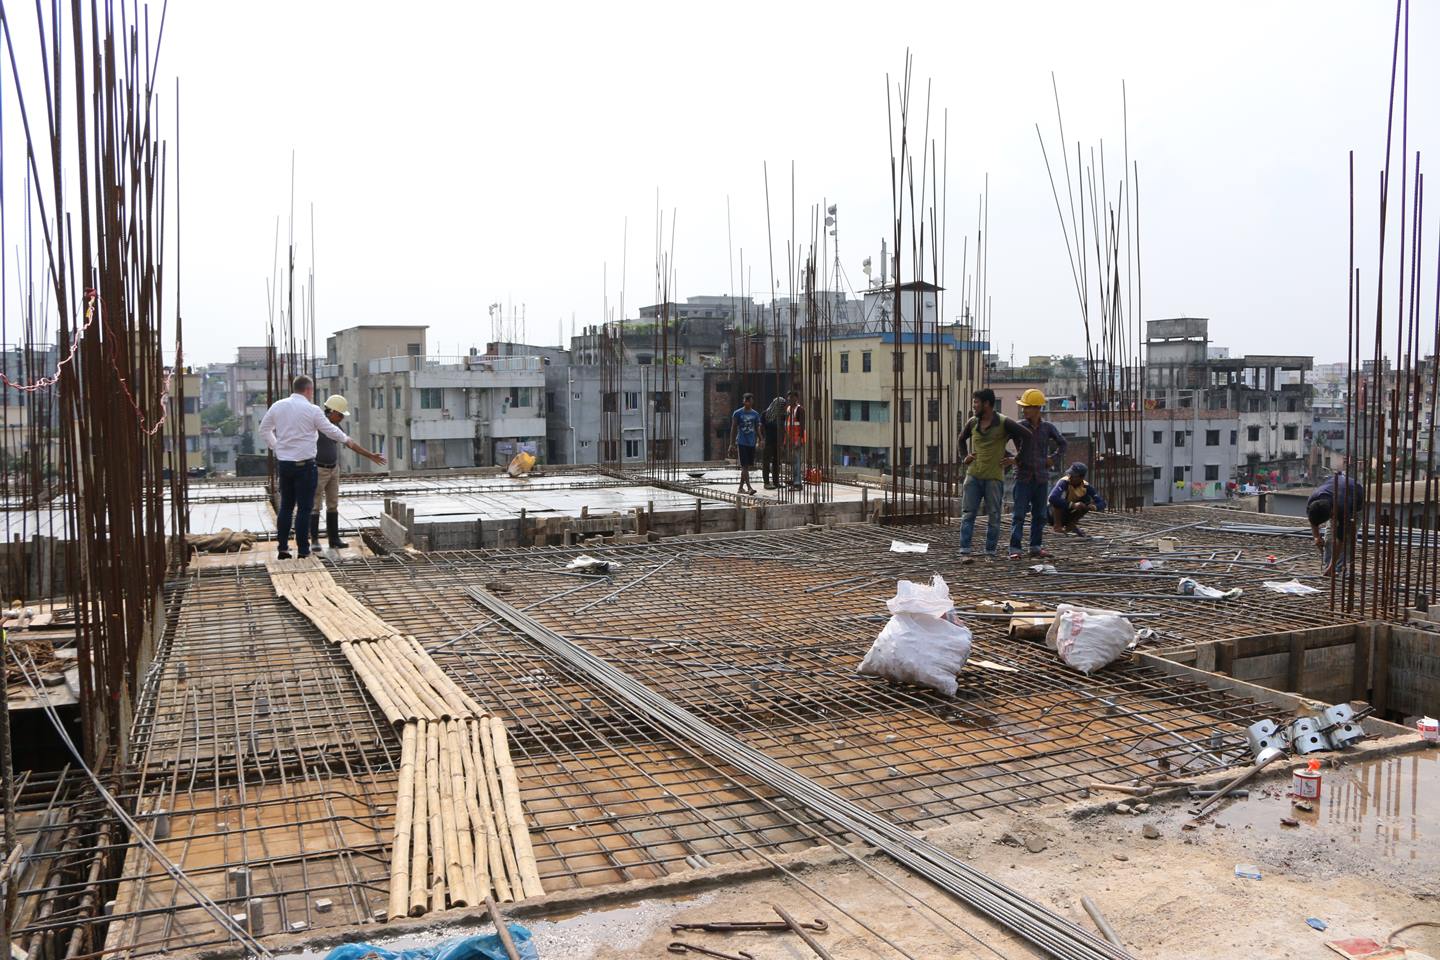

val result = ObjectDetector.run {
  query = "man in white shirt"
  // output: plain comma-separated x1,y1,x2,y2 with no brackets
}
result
260,375,388,558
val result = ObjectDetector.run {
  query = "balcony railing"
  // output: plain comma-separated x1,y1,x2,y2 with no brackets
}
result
368,355,544,375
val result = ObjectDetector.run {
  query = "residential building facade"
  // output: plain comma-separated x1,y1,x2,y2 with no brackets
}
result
316,325,428,473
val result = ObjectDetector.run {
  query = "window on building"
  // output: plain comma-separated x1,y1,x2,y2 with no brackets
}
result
833,400,851,421
899,446,913,469
1173,465,1185,483
679,391,688,398
352,363,358,378
573,391,583,400
508,387,533,407
1152,466,1161,479
1205,429,1220,446
420,388,443,410
392,387,402,408
579,439,592,448
926,352,939,373
624,438,641,459
1285,398,1298,413
1230,430,1238,445
1174,431,1185,448
623,391,640,412
1152,430,1162,445
679,437,688,447
861,400,872,422
371,434,385,454
393,437,403,463
927,398,940,422
862,351,873,372
901,399,912,422
406,343,422,356
182,396,200,414
927,445,940,465
213,450,230,464
1283,425,1298,440
1248,397,1261,412
636,355,653,365
652,392,672,413
1123,431,1133,446
840,353,850,373
1247,425,1261,441
371,388,384,409
1205,464,1220,481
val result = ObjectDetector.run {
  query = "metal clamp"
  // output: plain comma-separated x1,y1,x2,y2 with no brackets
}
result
667,943,755,960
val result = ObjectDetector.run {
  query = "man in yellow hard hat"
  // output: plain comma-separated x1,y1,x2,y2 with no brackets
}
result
1002,388,1066,559
310,394,386,550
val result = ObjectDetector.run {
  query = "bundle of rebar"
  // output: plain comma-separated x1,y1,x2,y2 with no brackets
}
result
1,0,182,776
1037,77,1146,512
1335,0,1440,620
467,585,1132,960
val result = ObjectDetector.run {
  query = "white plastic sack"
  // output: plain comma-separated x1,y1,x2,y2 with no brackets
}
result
1262,579,1320,595
1045,603,1135,674
858,576,973,697
1177,577,1243,600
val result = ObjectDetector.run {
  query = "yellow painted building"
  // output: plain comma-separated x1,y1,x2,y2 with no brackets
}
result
825,323,988,470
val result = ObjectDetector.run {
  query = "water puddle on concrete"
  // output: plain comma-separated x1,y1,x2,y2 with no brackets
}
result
1212,750,1438,867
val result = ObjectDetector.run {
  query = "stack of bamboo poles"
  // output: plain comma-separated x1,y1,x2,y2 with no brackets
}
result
265,558,544,916
389,717,546,919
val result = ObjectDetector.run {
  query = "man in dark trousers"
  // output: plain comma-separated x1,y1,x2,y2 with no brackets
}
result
784,388,806,488
727,392,763,496
1003,388,1066,559
309,394,386,550
760,394,786,490
260,375,386,559
1307,470,1365,576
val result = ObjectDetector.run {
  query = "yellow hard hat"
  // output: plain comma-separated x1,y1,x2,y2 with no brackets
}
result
1018,388,1047,408
323,394,350,417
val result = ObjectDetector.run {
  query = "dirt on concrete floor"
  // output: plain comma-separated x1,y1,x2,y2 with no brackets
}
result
520,751,1439,960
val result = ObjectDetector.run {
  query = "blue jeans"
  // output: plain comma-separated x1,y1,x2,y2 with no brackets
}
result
959,476,1004,554
277,459,319,556
1324,518,1351,572
791,447,804,485
1010,478,1049,552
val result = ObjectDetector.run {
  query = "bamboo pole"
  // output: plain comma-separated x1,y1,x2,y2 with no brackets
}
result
339,642,403,725
473,718,515,901
387,723,418,920
408,720,430,917
491,719,545,898
426,722,448,910
446,720,482,903
435,717,471,906
456,719,492,897
382,635,452,719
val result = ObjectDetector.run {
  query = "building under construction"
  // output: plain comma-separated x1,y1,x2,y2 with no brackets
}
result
1,9,1439,960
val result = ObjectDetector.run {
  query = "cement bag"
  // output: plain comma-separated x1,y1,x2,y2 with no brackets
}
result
1045,604,1134,674
858,576,973,697
506,451,536,477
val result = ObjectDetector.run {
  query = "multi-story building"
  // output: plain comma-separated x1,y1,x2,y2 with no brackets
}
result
826,282,989,471
315,326,428,472
545,361,705,466
1145,317,1313,491
362,352,548,471
162,369,204,475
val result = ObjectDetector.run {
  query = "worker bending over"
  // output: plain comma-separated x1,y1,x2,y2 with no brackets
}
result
1307,470,1365,577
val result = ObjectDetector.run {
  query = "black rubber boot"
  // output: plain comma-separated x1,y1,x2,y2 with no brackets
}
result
327,510,348,549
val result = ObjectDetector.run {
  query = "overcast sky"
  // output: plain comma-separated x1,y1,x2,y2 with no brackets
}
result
5,1,1439,367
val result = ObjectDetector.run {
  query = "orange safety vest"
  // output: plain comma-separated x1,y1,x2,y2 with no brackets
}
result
784,403,806,444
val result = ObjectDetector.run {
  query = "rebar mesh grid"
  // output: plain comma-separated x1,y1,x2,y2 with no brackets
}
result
97,507,1364,957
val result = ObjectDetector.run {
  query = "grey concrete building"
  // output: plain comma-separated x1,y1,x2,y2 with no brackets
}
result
545,361,705,466
316,326,428,473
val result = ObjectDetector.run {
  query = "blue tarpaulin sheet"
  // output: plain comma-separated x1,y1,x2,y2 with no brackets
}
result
324,927,538,960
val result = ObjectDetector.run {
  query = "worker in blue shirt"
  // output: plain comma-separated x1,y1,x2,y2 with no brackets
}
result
728,393,764,496
1049,462,1107,537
